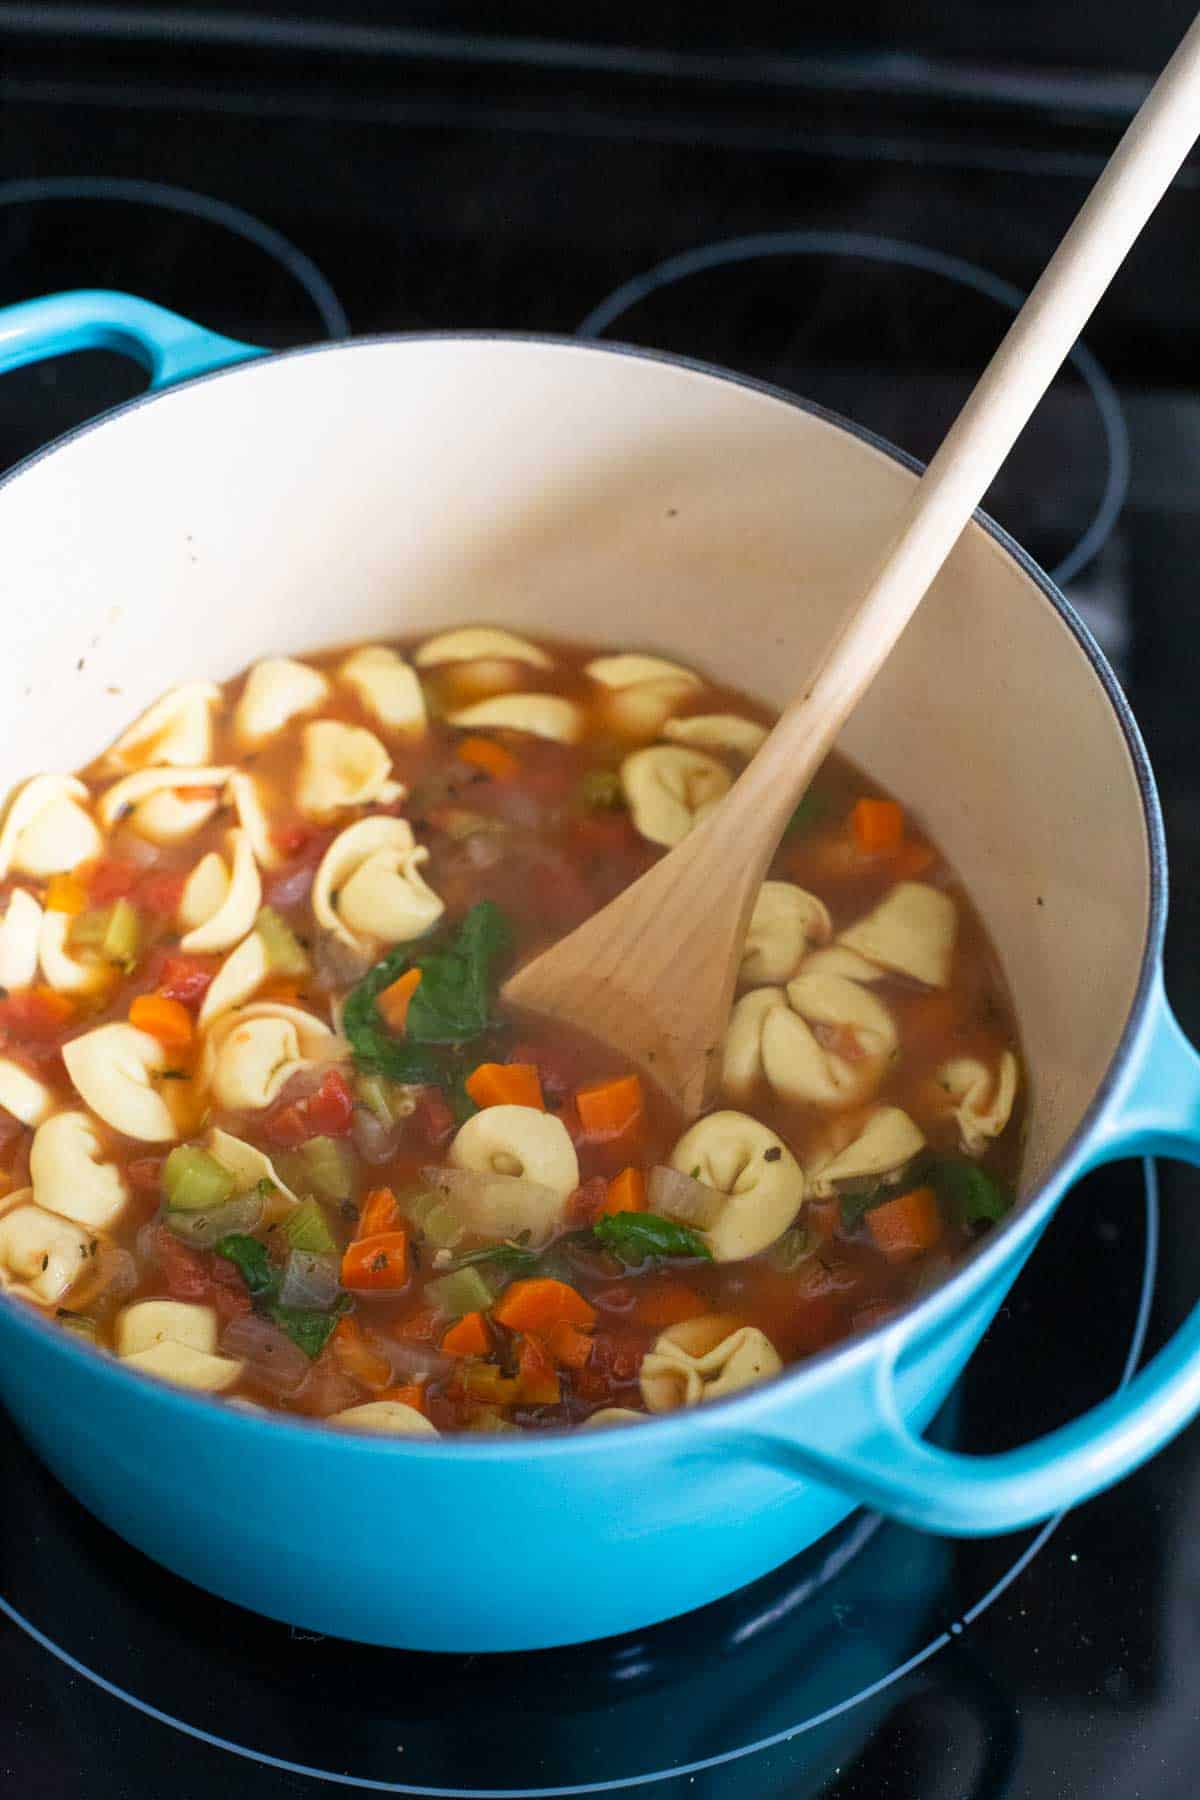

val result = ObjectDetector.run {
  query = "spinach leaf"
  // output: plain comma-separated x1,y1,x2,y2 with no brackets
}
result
269,1304,342,1360
450,1241,540,1276
448,1067,480,1126
341,947,442,1083
839,1184,887,1231
784,789,831,837
214,1233,279,1300
406,901,514,1043
929,1158,1012,1227
593,1212,713,1265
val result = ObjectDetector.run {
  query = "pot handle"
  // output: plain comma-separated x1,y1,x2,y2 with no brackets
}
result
0,289,263,390
743,969,1200,1535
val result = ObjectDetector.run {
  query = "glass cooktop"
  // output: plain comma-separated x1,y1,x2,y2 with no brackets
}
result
2,12,1200,1797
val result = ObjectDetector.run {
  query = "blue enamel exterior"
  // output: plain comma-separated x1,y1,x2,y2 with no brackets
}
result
0,289,1197,1650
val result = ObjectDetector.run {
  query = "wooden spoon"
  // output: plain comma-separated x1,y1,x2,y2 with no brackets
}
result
506,15,1200,1118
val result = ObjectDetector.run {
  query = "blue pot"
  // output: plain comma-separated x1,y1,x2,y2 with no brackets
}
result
0,289,1196,1652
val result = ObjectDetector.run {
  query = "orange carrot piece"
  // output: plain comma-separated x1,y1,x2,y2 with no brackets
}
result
575,1073,644,1141
44,873,88,915
357,1186,399,1239
128,992,194,1051
493,1277,597,1333
601,1165,646,1217
546,1319,593,1369
376,1382,426,1412
377,967,421,1032
464,1061,545,1111
888,839,937,879
341,1230,410,1291
866,1187,943,1261
457,735,520,781
442,1310,491,1357
331,1316,392,1389
851,797,904,853
633,1279,709,1329
517,1333,561,1405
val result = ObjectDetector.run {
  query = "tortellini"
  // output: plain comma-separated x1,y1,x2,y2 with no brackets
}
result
723,974,898,1110
106,681,221,771
800,945,884,983
580,1408,648,1429
0,1188,96,1305
178,829,262,954
97,766,233,844
935,1052,1019,1155
447,694,583,744
61,1024,177,1142
639,1314,783,1413
115,1299,243,1392
662,713,768,758
740,883,832,987
838,882,957,989
0,889,42,991
206,1127,300,1209
414,627,552,669
30,1110,128,1229
449,1105,579,1202
0,775,102,878
313,816,443,953
201,1002,346,1113
587,653,702,737
331,1401,439,1437
234,657,329,744
806,1106,926,1198
0,1058,56,1127
296,721,402,816
668,1112,804,1261
196,931,271,1027
227,771,284,869
38,910,114,995
620,745,731,847
338,645,427,731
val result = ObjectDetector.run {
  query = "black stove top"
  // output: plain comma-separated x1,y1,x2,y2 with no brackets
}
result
2,13,1200,1797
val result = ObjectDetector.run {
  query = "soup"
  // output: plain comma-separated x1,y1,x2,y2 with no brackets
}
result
0,629,1021,1434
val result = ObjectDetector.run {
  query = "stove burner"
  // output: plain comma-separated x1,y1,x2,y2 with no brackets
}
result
0,1162,1158,1796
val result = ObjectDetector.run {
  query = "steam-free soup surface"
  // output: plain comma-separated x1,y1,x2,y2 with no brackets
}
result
0,630,1021,1433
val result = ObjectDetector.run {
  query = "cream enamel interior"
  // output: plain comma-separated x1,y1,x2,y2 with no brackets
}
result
0,337,1151,1194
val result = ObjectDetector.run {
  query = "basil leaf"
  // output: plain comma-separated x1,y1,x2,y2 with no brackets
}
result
405,901,514,1044
214,1233,279,1300
839,1185,888,1231
593,1212,712,1265
451,1242,540,1276
784,789,831,837
269,1304,341,1360
929,1158,1012,1227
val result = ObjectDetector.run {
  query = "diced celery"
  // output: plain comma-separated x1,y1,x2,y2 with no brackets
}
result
166,1189,264,1246
68,907,110,951
580,769,624,810
355,1071,395,1124
102,898,141,971
255,906,310,977
284,1198,337,1254
422,1200,464,1250
300,1135,354,1201
402,1190,442,1227
163,1145,237,1212
425,1265,494,1317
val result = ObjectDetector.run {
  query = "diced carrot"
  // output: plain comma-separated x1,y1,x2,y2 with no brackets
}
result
601,1165,646,1217
357,1186,399,1239
376,1382,426,1412
546,1319,594,1369
517,1333,561,1405
633,1278,709,1329
464,1061,545,1111
442,1310,491,1357
377,967,421,1032
457,735,520,781
851,797,904,853
128,993,194,1051
331,1315,392,1389
341,1230,410,1291
866,1186,943,1261
493,1277,597,1333
888,839,937,879
575,1073,644,1141
44,873,87,915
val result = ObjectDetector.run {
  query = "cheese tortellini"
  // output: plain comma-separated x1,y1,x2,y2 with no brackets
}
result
837,882,957,989
639,1314,783,1413
178,829,262,954
201,1003,346,1113
197,931,271,1026
0,1058,57,1127
936,1052,1019,1155
38,910,112,995
662,713,768,757
227,771,284,869
449,1105,579,1203
587,653,702,737
447,694,583,743
414,627,552,669
313,816,443,953
30,1110,129,1229
0,1188,97,1306
0,889,42,991
296,721,402,816
62,1024,178,1142
0,775,102,878
740,882,832,987
668,1112,804,1261
331,1400,439,1436
806,1106,926,1198
97,765,233,844
106,681,221,771
723,973,898,1110
338,645,427,730
620,745,731,847
235,657,329,744
115,1299,243,1391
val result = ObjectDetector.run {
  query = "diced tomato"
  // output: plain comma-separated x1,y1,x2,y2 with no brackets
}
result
271,820,314,859
573,1329,646,1403
153,952,219,1009
85,857,141,902
304,1069,355,1137
137,870,187,916
413,1088,455,1146
569,813,639,858
260,1099,311,1148
0,989,75,1044
394,1305,441,1344
154,1225,252,1321
566,1176,610,1226
127,1157,165,1194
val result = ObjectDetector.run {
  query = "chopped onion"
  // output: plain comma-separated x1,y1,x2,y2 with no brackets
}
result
351,1106,407,1165
647,1165,724,1230
75,1244,138,1308
265,865,315,910
421,1165,562,1247
277,1248,340,1311
165,1190,264,1249
382,1337,452,1382
220,1312,310,1396
312,929,373,991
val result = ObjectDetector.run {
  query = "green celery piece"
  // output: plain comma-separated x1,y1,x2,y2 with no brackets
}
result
214,1233,278,1299
284,1198,337,1254
269,1304,341,1360
103,897,141,970
355,1071,395,1124
300,1136,355,1202
163,1145,237,1213
255,905,310,977
592,1213,712,1265
425,1265,494,1318
67,906,110,951
422,1200,464,1250
579,769,624,810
